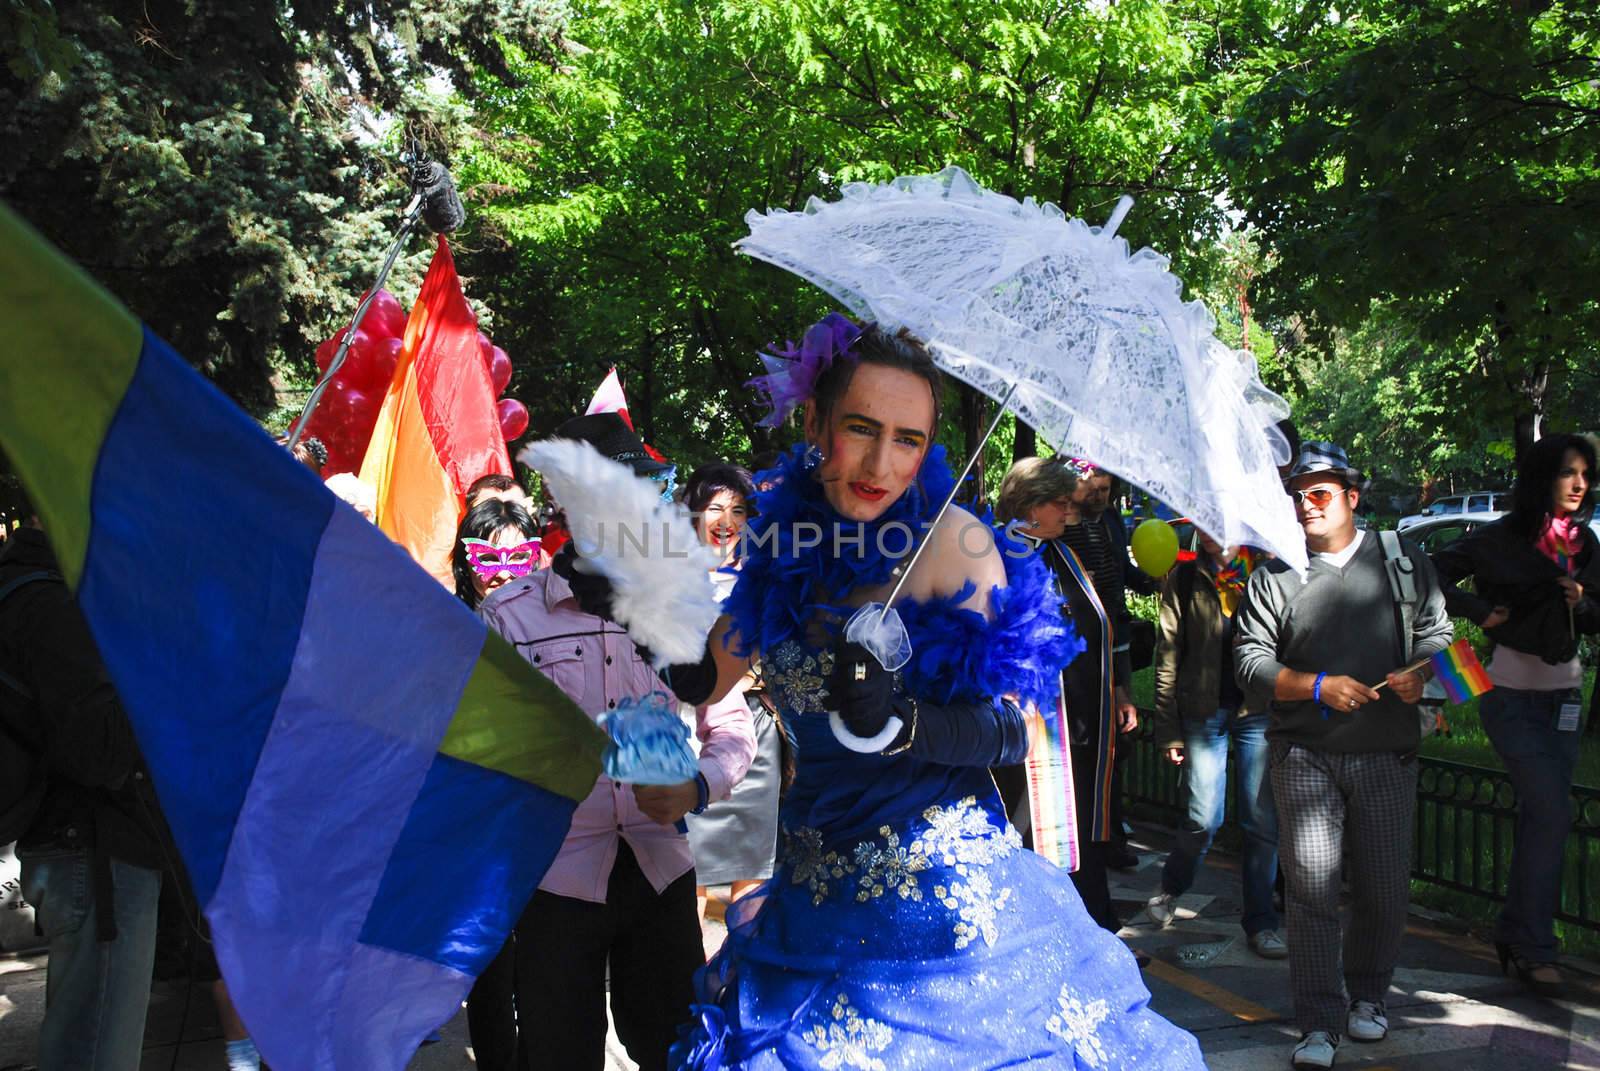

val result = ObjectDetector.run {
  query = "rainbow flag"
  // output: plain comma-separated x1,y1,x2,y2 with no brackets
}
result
361,237,510,584
1431,638,1494,704
0,206,605,1069
1023,693,1080,872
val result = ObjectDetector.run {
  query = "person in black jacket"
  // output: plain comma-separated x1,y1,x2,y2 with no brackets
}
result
1431,433,1599,998
1060,462,1145,871
995,457,1137,938
0,497,168,1070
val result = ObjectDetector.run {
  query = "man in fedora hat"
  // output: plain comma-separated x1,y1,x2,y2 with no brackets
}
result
479,410,755,1070
1235,441,1451,1069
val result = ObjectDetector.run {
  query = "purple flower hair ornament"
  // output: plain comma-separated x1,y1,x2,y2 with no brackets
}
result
1063,456,1101,479
747,311,864,428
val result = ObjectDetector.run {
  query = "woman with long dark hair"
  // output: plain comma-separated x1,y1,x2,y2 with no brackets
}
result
452,497,543,611
677,463,783,933
1433,433,1599,997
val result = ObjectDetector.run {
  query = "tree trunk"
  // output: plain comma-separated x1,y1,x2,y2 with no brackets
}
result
959,383,986,505
1513,360,1549,460
1012,421,1037,464
637,339,657,448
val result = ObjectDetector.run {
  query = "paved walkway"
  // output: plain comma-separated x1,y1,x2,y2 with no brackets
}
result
3,827,1598,1069
1106,839,1600,1070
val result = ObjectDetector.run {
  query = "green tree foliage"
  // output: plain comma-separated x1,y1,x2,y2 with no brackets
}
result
1216,1,1600,452
457,0,1264,473
1,1,568,412
1290,305,1517,499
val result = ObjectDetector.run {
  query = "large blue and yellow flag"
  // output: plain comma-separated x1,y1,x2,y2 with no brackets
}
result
0,206,605,1067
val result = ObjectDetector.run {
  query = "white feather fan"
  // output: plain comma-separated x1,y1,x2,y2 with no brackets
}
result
519,438,722,666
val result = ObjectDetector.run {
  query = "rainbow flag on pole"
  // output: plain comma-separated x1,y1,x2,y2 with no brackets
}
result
1431,638,1494,704
361,237,510,585
0,206,605,1069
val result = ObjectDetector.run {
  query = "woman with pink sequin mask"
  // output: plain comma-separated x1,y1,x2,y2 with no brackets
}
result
452,498,542,609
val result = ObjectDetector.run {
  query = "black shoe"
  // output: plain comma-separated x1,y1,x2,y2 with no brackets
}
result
1497,942,1566,999
1106,846,1140,871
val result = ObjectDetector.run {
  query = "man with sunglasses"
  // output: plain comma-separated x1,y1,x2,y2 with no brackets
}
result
1235,442,1451,1069
477,412,756,1071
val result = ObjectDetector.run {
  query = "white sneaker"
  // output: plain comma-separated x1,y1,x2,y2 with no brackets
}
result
1249,928,1289,959
1291,1030,1339,1068
1346,999,1388,1042
1146,891,1177,928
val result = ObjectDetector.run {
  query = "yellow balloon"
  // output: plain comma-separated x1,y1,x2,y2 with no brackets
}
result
1130,519,1179,578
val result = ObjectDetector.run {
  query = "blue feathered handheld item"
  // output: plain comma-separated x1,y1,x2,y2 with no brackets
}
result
599,694,700,785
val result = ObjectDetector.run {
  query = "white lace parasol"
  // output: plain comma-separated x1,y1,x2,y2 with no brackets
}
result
738,166,1305,572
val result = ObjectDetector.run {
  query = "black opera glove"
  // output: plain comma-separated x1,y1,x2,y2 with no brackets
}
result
888,695,1030,767
824,639,898,739
552,544,617,621
653,642,720,707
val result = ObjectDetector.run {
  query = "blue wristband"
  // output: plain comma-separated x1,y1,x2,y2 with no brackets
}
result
1313,672,1329,719
690,771,710,815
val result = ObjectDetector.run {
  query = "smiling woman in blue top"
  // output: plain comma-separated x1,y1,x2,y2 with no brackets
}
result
572,313,1205,1070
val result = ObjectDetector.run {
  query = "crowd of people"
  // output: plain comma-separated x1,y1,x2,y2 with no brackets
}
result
1,311,1596,1071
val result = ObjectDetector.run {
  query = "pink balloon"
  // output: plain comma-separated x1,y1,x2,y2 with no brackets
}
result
360,289,409,339
497,398,530,441
489,346,513,395
314,336,340,375
477,331,494,368
344,335,402,392
306,409,359,474
320,326,372,382
321,378,375,428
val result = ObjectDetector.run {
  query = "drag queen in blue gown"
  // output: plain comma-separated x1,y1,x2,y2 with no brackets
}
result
596,316,1204,1069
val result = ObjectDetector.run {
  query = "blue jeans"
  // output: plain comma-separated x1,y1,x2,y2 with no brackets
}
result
1160,707,1280,936
1478,686,1583,963
20,849,162,1071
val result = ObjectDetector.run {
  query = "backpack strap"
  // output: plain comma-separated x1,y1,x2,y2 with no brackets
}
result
1377,530,1416,664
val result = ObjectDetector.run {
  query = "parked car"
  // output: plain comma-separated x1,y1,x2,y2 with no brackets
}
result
1398,514,1600,556
1397,515,1492,555
1395,490,1508,532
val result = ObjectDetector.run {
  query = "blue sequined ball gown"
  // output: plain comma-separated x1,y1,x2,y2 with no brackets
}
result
670,446,1205,1069
671,639,1205,1070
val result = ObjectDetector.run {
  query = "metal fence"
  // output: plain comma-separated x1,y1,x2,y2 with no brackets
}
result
1121,725,1600,933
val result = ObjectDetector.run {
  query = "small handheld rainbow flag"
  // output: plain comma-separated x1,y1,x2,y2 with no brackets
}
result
1431,638,1494,704
1023,692,1080,872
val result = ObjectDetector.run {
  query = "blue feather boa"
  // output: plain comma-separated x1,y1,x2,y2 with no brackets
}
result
723,445,1083,710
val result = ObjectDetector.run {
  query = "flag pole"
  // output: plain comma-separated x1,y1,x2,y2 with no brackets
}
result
1370,654,1433,692
286,195,424,451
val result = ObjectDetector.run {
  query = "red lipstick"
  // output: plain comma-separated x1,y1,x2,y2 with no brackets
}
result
849,482,887,503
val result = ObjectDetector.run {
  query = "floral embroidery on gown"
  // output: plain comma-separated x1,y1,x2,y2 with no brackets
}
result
669,643,1205,1071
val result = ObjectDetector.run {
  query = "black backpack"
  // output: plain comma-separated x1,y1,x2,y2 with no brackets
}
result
0,569,60,845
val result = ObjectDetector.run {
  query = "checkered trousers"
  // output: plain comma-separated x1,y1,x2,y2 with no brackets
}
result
1269,741,1418,1034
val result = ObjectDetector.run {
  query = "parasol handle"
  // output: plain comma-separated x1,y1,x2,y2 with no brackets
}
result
877,380,1021,621
1100,196,1134,241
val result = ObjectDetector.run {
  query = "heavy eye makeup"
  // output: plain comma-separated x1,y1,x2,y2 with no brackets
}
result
841,413,927,449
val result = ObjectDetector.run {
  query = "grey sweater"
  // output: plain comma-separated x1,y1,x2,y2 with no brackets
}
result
1234,532,1453,753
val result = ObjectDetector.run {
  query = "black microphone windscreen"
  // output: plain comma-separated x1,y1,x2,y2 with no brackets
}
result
413,161,466,234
